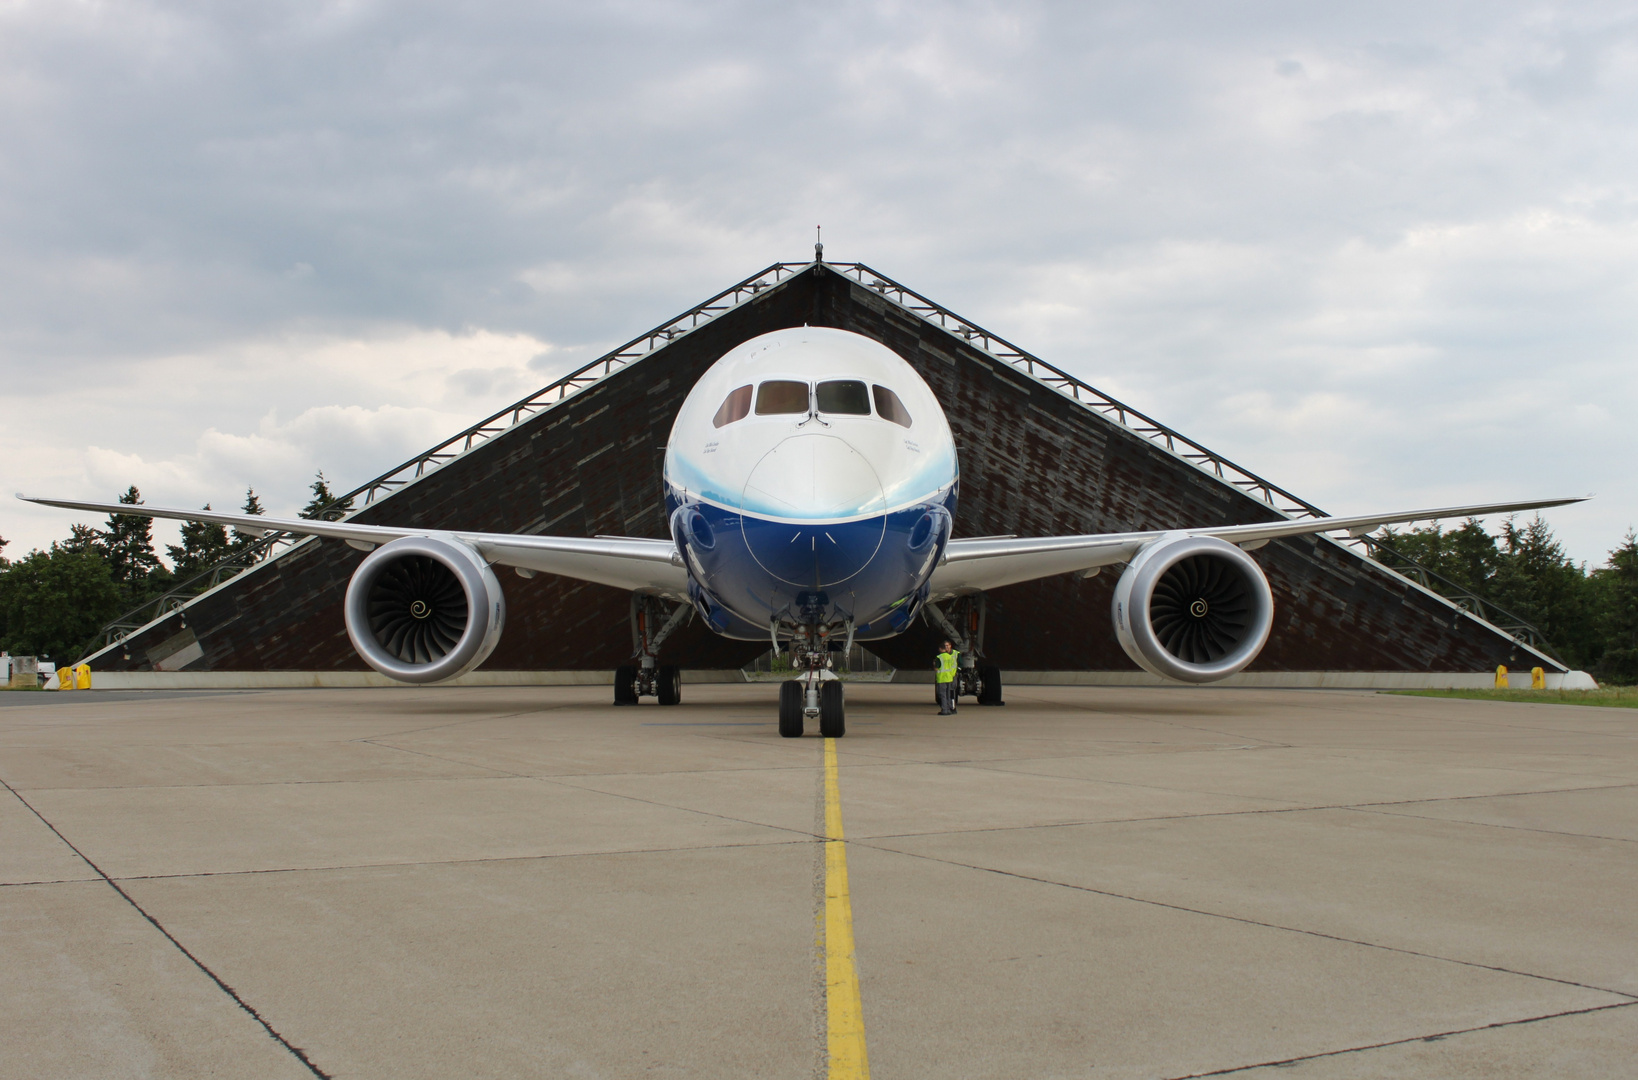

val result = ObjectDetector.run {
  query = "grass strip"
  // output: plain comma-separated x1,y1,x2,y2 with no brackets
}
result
1387,687,1638,709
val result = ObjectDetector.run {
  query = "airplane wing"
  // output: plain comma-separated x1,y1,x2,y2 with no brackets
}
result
15,495,689,596
929,496,1587,597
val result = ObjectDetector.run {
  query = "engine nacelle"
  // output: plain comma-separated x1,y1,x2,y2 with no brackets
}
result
1112,535,1274,683
344,536,505,684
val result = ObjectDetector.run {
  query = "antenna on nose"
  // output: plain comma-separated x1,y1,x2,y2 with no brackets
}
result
814,225,824,264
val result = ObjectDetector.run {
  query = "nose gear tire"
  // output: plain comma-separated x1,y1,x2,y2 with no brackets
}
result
778,680,804,737
819,680,846,738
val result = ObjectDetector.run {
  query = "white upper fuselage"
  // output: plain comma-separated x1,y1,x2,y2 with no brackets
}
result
664,327,957,523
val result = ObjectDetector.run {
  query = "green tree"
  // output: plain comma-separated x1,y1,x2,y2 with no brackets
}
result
1593,532,1638,684
300,471,355,521
101,486,167,598
0,543,124,661
229,487,267,554
60,523,103,554
1376,519,1498,594
166,506,233,580
1487,516,1598,669
1377,516,1605,668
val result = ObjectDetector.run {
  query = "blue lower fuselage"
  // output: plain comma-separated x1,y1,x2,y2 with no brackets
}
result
666,485,957,643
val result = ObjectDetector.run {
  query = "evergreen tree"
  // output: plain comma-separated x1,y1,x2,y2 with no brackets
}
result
300,471,355,521
1377,516,1603,668
59,524,103,554
1375,520,1497,594
0,542,124,660
1487,516,1598,668
1593,532,1638,684
230,487,268,554
101,486,166,597
166,506,233,580
0,533,8,569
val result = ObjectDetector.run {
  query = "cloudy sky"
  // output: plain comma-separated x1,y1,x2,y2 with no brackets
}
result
2,1,1633,565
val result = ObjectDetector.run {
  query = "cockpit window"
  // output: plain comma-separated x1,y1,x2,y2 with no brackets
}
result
755,380,810,415
816,379,871,415
873,385,913,427
712,385,753,428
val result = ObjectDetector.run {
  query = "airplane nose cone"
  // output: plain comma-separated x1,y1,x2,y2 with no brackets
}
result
741,434,887,588
743,434,885,519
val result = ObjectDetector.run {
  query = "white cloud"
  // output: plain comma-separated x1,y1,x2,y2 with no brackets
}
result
3,327,556,558
1,1,1636,568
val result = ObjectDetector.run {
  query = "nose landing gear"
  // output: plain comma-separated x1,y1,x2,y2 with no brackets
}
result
776,669,847,738
776,624,847,737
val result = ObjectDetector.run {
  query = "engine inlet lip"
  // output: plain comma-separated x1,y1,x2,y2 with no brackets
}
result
344,535,494,684
1120,534,1275,683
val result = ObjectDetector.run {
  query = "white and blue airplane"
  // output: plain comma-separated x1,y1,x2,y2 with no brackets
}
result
22,326,1580,737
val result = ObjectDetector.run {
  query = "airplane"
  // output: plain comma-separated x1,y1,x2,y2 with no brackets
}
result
21,326,1581,737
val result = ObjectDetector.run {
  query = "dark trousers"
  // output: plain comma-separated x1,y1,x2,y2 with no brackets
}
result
936,681,957,714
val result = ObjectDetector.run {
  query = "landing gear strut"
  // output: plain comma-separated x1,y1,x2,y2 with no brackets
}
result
614,594,691,706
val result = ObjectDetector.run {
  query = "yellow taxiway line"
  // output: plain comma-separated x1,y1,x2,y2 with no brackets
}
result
823,736,870,1079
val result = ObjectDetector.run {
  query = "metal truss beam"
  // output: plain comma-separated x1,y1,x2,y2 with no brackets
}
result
88,258,1560,664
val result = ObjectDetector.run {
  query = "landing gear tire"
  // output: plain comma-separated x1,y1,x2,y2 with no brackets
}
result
819,680,845,738
613,665,638,706
978,664,1004,706
778,680,804,738
657,665,682,706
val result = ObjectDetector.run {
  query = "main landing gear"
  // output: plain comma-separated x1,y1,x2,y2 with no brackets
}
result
614,594,691,706
932,663,1004,707
615,663,681,706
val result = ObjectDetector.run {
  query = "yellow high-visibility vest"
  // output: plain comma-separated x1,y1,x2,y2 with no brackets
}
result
936,650,959,683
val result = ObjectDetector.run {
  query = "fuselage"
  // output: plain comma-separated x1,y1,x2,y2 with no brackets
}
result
663,328,958,645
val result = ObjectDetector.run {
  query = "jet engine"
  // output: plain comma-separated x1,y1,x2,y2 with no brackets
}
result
344,536,505,683
1111,535,1274,683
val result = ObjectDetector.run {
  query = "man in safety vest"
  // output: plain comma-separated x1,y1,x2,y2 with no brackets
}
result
935,640,959,715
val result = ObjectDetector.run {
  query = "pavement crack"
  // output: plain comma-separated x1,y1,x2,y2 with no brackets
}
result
357,738,823,838
1162,1000,1638,1078
1346,781,1638,810
108,837,815,882
349,707,549,741
0,875,103,888
1343,804,1638,845
0,775,333,1078
852,840,1638,1001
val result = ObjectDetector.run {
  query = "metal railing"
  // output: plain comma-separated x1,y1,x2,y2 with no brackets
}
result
824,261,1563,661
339,262,807,512
87,261,810,656
88,257,1561,665
1356,538,1562,659
95,542,276,648
829,262,1329,519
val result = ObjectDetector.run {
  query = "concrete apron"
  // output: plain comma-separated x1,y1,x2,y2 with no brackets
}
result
61,668,1598,691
